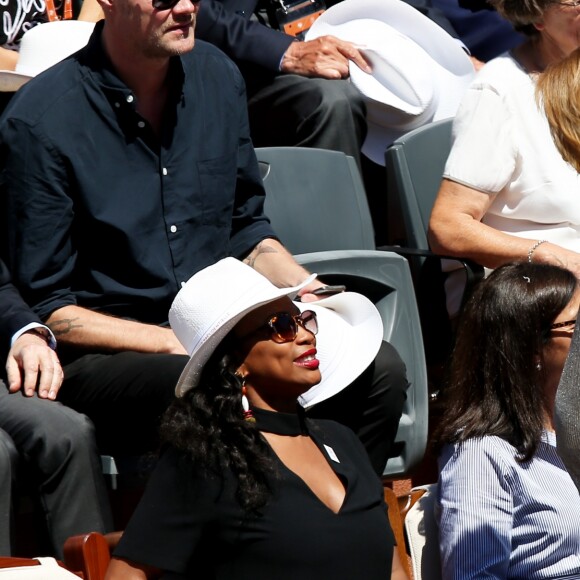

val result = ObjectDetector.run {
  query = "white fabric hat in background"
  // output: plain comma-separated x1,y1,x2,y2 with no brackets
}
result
306,0,475,165
169,257,383,407
0,20,95,92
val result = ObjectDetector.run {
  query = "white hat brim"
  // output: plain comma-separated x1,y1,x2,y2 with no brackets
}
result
306,0,475,164
297,292,383,408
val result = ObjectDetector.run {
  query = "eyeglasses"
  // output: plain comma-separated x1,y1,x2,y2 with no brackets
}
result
152,0,199,11
550,318,577,331
240,310,318,344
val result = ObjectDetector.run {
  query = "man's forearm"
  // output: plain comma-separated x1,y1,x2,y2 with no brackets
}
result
243,239,322,292
46,305,186,355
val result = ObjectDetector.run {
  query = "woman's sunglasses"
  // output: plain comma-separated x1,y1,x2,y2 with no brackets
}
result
240,310,318,344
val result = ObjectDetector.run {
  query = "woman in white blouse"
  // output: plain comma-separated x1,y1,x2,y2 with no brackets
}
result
428,0,580,314
433,261,580,579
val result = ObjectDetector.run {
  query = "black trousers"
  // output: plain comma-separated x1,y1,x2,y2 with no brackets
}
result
58,341,407,476
245,73,367,170
0,387,113,557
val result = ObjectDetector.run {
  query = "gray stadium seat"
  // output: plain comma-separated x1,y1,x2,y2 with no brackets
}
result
256,146,428,478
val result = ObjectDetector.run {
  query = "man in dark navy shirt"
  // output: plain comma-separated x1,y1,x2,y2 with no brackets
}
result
1,0,407,471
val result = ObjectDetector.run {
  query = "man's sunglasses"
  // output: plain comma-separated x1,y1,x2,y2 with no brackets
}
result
152,0,199,11
240,310,318,344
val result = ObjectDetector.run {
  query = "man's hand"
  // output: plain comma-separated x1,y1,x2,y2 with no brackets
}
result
280,35,371,79
6,331,63,399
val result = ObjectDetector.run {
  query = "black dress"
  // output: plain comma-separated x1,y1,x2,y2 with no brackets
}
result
114,408,394,579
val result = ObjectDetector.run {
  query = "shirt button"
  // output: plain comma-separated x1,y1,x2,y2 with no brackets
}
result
126,95,134,103
137,121,145,128
162,167,168,176
170,225,177,233
114,102,120,108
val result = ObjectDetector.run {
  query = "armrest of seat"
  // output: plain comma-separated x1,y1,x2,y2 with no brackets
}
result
63,531,123,580
376,245,484,299
383,487,412,579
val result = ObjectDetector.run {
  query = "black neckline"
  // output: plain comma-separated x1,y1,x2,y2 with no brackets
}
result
252,406,310,436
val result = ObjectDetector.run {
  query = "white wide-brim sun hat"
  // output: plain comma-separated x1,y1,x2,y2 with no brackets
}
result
306,0,475,165
0,20,95,92
169,257,383,408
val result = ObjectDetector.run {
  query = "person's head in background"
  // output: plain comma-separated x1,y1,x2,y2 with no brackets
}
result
491,0,579,43
434,261,579,460
490,0,580,72
536,47,580,172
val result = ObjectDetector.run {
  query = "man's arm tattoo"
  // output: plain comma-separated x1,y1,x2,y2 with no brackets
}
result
48,317,83,337
243,241,278,269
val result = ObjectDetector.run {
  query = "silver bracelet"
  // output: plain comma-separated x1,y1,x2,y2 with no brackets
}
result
528,239,547,263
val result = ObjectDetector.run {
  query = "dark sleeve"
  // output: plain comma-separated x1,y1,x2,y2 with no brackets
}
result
114,447,216,575
1,117,78,321
196,0,294,71
0,259,41,352
402,0,459,38
226,62,278,259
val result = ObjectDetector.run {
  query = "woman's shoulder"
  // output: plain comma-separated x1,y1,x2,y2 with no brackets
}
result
439,436,518,473
308,418,370,460
470,53,531,95
308,417,359,440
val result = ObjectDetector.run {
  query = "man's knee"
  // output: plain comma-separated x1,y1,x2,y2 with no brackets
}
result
305,78,366,121
0,430,17,477
26,406,98,468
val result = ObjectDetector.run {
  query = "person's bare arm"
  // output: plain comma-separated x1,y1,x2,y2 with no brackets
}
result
243,239,325,300
280,35,371,79
105,557,160,580
46,305,186,355
391,550,409,580
6,331,63,399
428,179,580,276
77,0,104,21
0,46,18,70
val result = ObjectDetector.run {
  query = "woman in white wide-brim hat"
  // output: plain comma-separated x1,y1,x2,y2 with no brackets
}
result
106,257,407,580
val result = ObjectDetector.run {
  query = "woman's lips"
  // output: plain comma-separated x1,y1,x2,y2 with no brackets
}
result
294,348,320,369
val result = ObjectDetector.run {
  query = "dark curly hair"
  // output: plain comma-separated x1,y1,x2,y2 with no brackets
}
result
433,262,577,462
159,334,277,512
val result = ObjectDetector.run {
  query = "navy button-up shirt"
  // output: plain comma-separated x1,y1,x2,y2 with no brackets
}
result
1,23,276,325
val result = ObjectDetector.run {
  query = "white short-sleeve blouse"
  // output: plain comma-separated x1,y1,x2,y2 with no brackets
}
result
444,53,580,252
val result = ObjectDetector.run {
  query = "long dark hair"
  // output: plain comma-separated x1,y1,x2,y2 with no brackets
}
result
433,262,577,461
160,335,276,512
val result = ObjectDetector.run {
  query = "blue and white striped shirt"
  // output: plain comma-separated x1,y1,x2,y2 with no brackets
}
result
437,432,580,579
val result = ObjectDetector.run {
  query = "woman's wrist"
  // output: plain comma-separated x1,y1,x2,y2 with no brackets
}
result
527,239,548,263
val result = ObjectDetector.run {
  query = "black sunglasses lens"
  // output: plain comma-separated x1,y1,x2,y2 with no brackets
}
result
270,313,297,342
152,0,179,9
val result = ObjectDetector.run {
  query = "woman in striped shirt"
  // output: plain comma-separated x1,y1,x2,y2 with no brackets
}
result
433,261,580,579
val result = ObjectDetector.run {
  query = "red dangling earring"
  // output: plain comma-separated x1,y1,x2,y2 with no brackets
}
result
241,383,255,422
